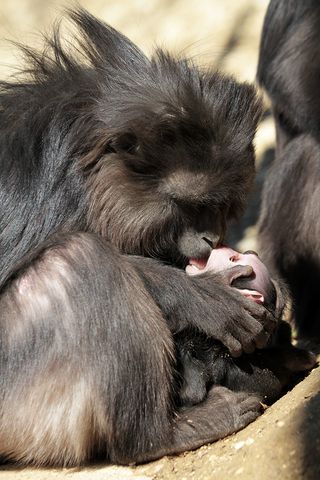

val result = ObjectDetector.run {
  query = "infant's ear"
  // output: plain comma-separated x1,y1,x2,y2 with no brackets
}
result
271,279,288,318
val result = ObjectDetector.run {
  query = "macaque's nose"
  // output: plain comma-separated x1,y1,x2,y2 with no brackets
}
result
201,235,220,249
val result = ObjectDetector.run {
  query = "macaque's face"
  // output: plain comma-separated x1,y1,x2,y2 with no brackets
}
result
186,246,273,305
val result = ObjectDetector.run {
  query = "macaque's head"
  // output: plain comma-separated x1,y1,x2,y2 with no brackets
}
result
186,246,276,309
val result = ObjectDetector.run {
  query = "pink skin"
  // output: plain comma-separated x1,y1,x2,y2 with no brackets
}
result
186,247,272,305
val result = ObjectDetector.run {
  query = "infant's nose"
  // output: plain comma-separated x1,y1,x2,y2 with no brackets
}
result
230,253,241,262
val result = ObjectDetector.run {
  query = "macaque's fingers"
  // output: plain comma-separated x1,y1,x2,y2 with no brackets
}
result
241,337,256,354
260,308,277,334
232,312,271,351
218,293,276,353
255,329,272,349
236,292,277,334
216,265,254,286
222,335,242,357
238,318,270,351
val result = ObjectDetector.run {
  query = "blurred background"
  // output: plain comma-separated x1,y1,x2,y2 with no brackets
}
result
0,0,274,251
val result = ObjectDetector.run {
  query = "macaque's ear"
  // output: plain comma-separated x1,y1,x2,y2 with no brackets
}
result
69,8,149,72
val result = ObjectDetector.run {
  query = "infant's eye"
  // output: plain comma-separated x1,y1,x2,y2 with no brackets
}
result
243,250,258,256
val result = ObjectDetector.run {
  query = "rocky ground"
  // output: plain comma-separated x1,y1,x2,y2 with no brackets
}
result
0,1,319,479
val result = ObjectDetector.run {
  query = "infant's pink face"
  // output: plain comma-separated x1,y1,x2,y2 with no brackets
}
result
186,246,272,304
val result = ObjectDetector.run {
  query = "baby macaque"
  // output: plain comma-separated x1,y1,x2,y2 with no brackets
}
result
175,247,316,407
186,246,276,308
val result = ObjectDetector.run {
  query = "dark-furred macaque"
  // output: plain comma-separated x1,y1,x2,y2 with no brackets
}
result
0,8,279,466
257,0,320,338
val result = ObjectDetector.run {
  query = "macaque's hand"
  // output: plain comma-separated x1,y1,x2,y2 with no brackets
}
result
191,265,277,356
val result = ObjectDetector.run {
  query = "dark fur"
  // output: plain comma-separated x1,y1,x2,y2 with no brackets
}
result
257,0,320,337
176,313,316,408
0,9,280,466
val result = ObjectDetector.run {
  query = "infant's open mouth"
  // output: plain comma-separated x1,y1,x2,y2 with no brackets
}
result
188,257,208,271
187,247,268,305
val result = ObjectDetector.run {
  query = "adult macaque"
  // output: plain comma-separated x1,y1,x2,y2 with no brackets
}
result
0,9,274,466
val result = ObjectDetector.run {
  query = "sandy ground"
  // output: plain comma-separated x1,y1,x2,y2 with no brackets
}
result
2,365,319,480
1,1,319,479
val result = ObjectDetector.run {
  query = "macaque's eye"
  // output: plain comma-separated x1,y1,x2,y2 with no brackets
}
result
160,127,177,147
111,132,139,155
